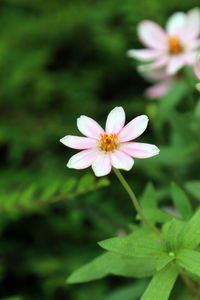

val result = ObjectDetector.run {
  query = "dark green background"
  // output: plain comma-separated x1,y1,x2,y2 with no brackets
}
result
1,0,200,299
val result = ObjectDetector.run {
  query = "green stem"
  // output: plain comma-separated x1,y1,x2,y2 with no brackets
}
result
113,168,160,236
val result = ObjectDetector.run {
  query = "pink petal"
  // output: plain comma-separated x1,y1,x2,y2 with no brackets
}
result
145,81,172,99
120,142,160,158
185,8,200,40
166,12,186,35
106,106,125,135
110,150,134,170
127,49,160,61
138,56,168,72
67,149,99,169
60,135,98,149
188,39,200,50
194,58,200,80
166,56,185,75
118,115,149,142
92,153,112,177
77,115,104,139
184,52,197,65
138,21,167,50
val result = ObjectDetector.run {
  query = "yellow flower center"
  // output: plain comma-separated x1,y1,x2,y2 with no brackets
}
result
99,133,119,152
168,36,184,55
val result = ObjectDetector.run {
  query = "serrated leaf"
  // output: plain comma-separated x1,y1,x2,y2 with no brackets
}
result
179,209,200,250
67,252,158,284
185,181,200,200
171,182,193,220
141,264,179,300
177,249,200,277
98,232,165,258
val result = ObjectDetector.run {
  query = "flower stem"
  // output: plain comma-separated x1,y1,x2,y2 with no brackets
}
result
113,168,160,235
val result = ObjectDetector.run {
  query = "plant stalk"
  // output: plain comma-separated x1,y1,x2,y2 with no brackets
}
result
113,168,160,235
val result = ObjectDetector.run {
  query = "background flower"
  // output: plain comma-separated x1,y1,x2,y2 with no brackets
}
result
128,8,200,75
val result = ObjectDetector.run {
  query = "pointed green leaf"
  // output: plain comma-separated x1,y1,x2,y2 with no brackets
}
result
141,264,179,300
185,181,200,200
105,280,148,300
141,182,157,210
163,219,185,252
179,209,200,250
171,182,193,220
177,249,200,277
137,208,173,223
157,254,174,271
99,233,165,258
67,252,158,284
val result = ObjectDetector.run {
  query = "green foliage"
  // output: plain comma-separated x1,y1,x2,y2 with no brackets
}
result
141,264,179,300
67,252,157,284
177,249,200,278
171,182,193,220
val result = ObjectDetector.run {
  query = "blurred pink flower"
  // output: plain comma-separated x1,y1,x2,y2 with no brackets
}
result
60,107,160,177
128,8,200,75
194,56,200,80
140,69,177,99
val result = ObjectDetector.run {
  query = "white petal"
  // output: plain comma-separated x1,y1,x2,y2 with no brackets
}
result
185,8,200,40
106,106,125,135
120,142,160,158
138,56,168,72
110,150,134,171
118,115,149,142
60,135,98,149
194,57,200,80
127,49,160,61
166,12,186,35
166,56,185,75
67,149,99,169
138,21,167,50
77,115,104,139
92,153,112,177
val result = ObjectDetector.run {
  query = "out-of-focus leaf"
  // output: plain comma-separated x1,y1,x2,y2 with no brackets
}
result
185,181,200,200
171,182,193,220
177,249,200,277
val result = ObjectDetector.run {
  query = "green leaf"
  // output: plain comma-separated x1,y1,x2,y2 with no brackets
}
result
163,218,185,253
60,177,77,194
105,280,148,300
157,254,174,272
140,182,157,210
177,249,200,277
77,173,95,191
98,232,165,258
171,182,193,220
158,80,188,120
185,181,200,200
137,208,173,223
179,209,200,250
67,252,158,284
141,264,179,300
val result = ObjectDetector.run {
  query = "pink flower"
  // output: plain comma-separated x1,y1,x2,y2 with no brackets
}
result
128,8,200,75
140,69,177,99
60,107,160,177
194,56,200,80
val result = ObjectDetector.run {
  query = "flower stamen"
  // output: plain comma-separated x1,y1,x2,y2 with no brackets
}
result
168,36,184,55
99,133,119,152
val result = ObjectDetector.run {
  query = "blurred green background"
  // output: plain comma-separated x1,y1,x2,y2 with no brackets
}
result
1,0,200,299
